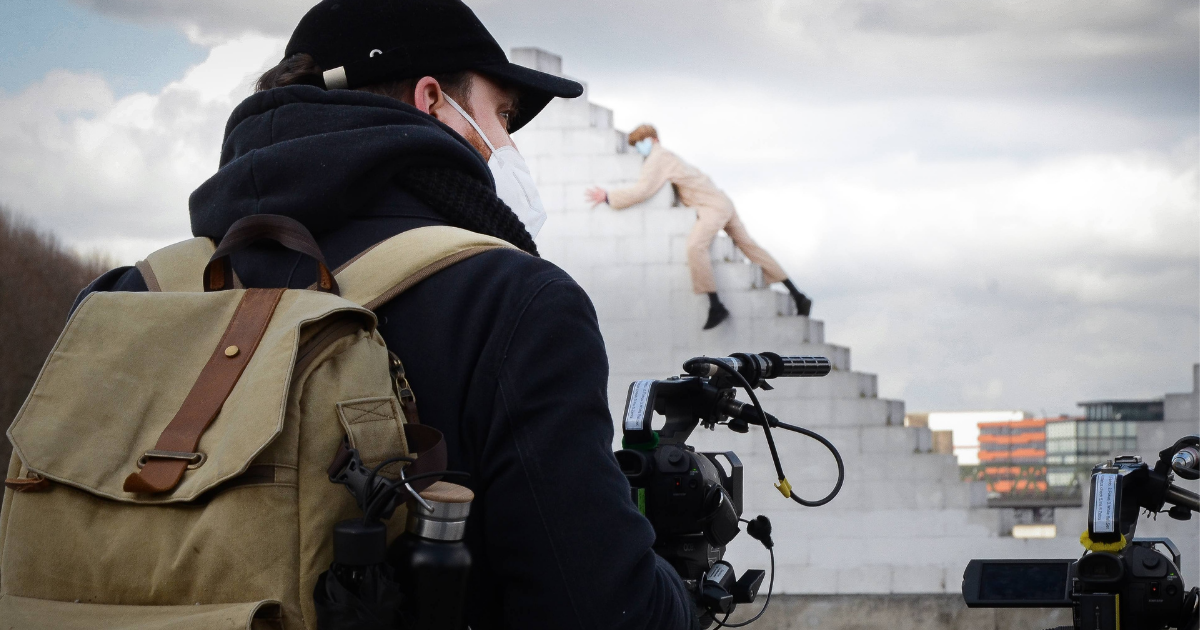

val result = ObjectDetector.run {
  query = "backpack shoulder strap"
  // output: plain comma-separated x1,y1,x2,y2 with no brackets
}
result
332,226,518,309
134,237,218,293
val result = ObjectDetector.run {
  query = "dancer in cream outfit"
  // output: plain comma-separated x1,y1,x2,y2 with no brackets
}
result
587,124,811,329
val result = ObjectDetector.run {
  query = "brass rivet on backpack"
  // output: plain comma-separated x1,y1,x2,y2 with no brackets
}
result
225,345,240,357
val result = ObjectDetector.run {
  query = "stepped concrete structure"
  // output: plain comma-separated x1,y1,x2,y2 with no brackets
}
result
509,48,1197,625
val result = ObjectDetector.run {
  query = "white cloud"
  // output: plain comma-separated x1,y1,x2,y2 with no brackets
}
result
0,34,283,263
727,149,1198,412
73,0,1197,113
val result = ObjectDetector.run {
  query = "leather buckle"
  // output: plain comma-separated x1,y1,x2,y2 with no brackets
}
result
137,450,207,469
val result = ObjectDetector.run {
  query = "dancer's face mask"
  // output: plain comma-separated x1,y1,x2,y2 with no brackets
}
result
634,138,654,157
444,96,547,239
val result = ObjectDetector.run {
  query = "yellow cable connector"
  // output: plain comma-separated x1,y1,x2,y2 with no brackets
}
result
775,478,792,498
1080,530,1127,553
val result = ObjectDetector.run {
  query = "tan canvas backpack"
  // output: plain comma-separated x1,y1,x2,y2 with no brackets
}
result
0,216,514,629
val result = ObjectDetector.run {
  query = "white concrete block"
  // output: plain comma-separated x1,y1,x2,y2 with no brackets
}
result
775,291,798,317
562,183,599,212
535,183,567,217
510,47,563,75
860,426,925,454
613,234,673,265
836,566,893,594
516,128,565,160
592,263,644,290
710,235,746,263
554,93,596,127
887,566,947,594
562,128,614,156
589,103,614,130
559,155,595,184
810,319,825,344
774,565,838,595
523,99,571,129
587,207,644,237
595,291,673,324
668,234,691,265
913,482,950,510
615,155,650,182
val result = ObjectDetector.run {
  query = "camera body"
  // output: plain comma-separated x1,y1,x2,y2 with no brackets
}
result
963,435,1200,630
964,543,1190,629
614,353,836,622
616,377,745,583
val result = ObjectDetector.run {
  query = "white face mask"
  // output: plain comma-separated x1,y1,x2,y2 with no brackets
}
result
634,137,654,157
443,96,547,239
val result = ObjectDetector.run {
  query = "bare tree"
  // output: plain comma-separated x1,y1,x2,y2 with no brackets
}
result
0,206,110,468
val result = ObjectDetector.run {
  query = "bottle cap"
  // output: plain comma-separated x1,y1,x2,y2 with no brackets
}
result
407,481,473,541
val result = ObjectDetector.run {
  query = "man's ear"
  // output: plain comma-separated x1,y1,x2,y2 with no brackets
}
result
413,76,444,115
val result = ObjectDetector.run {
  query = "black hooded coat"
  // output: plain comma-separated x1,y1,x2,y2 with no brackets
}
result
77,86,696,630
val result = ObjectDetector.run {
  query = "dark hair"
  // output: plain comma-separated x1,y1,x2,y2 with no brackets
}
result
255,53,473,106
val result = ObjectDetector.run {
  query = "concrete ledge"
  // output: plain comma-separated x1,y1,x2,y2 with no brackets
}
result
716,594,1071,630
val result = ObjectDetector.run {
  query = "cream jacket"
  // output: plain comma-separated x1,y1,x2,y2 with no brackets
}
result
608,144,735,212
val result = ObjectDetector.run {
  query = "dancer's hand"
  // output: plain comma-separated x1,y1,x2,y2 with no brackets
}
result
585,187,608,208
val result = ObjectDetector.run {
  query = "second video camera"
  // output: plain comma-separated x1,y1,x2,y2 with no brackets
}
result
963,435,1200,630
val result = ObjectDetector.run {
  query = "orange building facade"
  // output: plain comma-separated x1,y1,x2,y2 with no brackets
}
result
975,419,1048,501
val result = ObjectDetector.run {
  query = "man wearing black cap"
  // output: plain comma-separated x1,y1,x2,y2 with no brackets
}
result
74,1,697,629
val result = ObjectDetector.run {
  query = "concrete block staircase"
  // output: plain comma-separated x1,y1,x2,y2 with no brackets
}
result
510,48,1088,596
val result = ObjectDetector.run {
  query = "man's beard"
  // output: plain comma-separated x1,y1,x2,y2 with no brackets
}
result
460,125,492,162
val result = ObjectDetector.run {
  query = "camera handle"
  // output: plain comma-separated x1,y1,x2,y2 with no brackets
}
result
703,452,744,516
1131,537,1182,569
623,377,724,449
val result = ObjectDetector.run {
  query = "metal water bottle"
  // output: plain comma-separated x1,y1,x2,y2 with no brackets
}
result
388,481,473,630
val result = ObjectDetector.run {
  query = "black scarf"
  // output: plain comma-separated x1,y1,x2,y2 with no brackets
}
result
398,167,538,256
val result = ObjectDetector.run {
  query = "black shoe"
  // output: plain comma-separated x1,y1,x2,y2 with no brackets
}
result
703,303,730,330
792,292,812,317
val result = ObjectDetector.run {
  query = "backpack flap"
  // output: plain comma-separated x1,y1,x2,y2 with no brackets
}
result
6,288,375,504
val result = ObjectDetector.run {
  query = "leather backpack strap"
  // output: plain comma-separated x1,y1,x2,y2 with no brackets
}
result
326,226,518,309
136,237,220,293
204,214,339,294
123,288,286,494
137,215,333,294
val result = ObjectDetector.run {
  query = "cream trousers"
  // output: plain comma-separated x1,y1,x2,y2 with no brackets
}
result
686,206,788,294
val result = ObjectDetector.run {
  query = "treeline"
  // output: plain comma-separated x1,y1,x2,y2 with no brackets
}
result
0,207,109,466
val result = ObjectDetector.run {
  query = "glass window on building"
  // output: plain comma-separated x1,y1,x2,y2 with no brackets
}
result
1081,400,1163,422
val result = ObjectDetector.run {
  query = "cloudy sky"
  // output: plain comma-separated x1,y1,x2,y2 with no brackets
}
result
1,0,1196,415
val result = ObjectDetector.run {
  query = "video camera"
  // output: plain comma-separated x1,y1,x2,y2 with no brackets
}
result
615,352,845,628
963,435,1200,630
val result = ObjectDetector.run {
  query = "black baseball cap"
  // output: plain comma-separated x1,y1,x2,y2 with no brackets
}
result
285,0,583,132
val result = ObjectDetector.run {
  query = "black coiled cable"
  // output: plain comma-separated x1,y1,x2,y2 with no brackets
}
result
684,357,845,507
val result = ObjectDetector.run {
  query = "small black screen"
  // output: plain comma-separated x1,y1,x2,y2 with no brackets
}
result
978,563,1069,601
